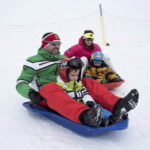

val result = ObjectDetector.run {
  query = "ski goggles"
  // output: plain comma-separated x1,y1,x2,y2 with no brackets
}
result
93,60,102,65
85,38,94,42
43,40,62,46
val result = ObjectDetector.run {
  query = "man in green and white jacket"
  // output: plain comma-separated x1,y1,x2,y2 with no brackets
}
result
16,32,66,100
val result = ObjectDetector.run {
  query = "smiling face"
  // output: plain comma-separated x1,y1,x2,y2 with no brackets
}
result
84,38,94,47
68,69,80,81
42,33,61,55
44,43,60,55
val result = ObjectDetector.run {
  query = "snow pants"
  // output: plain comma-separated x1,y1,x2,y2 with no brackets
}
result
39,78,120,124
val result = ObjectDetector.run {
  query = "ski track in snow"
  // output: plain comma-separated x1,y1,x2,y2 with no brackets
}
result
1,40,150,150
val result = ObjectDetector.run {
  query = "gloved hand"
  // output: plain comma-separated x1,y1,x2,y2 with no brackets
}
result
100,118,110,127
101,79,107,84
86,101,95,107
28,90,44,105
108,78,120,83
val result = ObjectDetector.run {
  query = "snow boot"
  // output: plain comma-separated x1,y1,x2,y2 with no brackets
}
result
111,89,139,123
100,118,111,127
79,104,103,127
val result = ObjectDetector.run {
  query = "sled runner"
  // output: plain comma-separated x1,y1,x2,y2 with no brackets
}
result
103,79,125,90
23,102,128,137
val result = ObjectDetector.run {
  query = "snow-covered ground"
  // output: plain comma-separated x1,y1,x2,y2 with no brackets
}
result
0,0,150,150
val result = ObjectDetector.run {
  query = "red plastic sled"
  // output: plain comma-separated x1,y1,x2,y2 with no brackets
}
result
103,79,125,90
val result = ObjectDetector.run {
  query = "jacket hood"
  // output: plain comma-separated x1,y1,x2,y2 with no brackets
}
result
78,36,84,46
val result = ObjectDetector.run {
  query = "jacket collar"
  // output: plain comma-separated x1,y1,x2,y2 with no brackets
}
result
38,47,60,60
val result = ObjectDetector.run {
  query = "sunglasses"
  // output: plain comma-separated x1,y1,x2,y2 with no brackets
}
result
85,38,94,42
44,40,62,46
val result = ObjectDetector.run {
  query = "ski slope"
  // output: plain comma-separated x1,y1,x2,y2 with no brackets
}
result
0,0,150,150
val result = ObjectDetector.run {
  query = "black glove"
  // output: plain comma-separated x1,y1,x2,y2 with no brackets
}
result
108,77,120,83
100,118,111,127
28,90,44,105
86,101,95,107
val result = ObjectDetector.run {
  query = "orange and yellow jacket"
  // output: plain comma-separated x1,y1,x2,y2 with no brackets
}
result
85,61,118,83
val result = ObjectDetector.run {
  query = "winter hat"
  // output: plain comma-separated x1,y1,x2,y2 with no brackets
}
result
83,32,94,39
42,32,60,48
59,58,84,82
90,51,104,65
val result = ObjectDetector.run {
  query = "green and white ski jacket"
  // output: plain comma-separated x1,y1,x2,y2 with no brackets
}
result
16,47,66,99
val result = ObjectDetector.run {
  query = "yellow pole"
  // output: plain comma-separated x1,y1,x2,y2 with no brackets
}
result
99,4,109,46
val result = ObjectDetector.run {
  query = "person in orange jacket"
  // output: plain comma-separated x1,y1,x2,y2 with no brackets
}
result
85,51,120,84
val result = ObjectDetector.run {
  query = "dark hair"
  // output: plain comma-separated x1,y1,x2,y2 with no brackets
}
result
83,30,95,49
84,30,94,34
68,68,80,74
42,32,53,39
